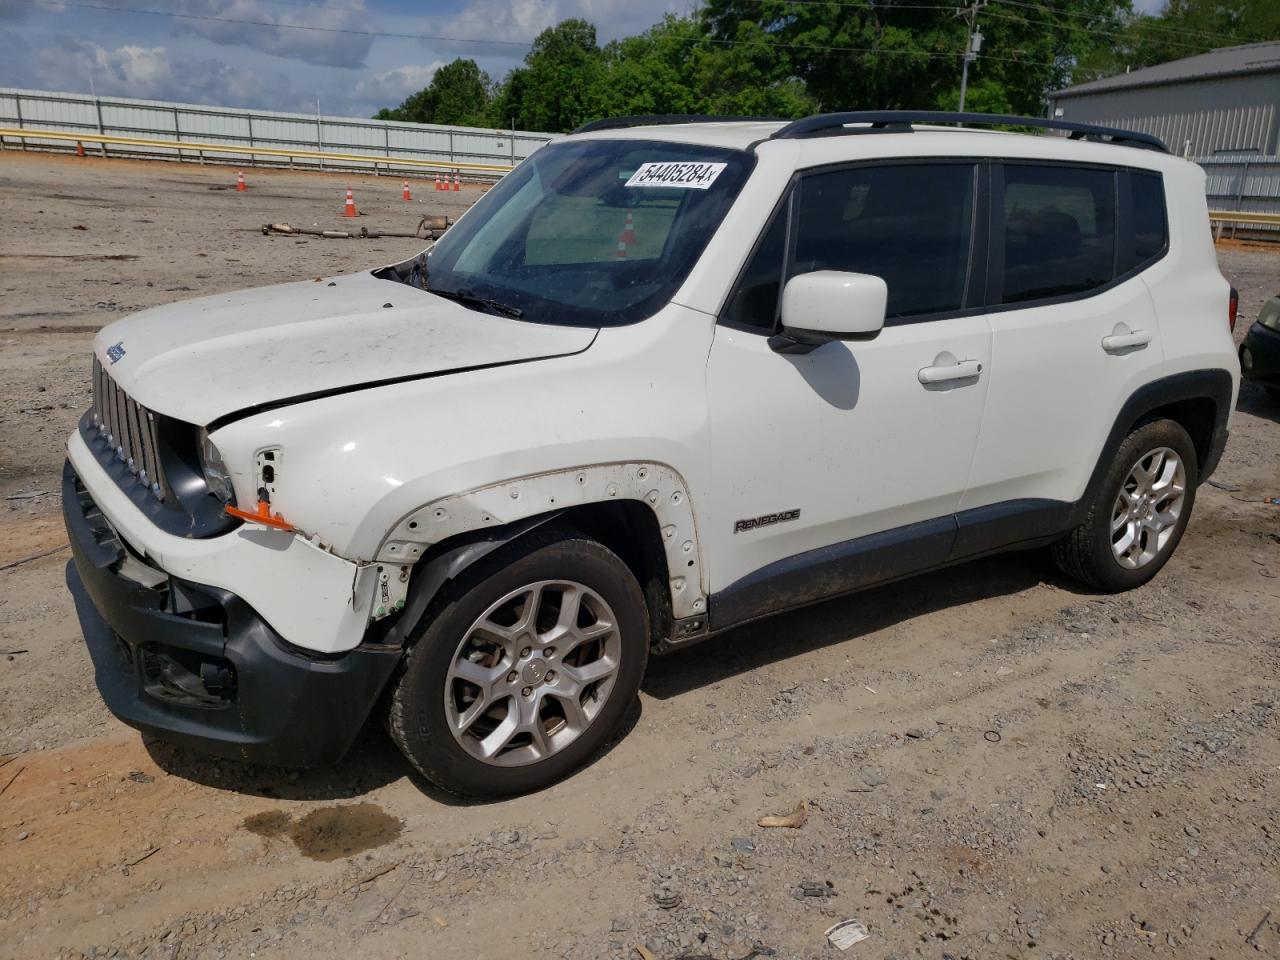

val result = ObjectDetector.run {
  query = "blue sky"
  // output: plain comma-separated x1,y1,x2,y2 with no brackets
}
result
0,0,1166,119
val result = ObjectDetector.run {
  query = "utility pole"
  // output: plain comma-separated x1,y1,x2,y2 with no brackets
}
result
956,0,986,113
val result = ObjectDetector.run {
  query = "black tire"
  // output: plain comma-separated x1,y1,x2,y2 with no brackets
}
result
1052,418,1198,592
1266,385,1280,403
387,528,649,798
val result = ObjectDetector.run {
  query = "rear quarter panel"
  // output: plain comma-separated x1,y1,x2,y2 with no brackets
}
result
1141,159,1240,413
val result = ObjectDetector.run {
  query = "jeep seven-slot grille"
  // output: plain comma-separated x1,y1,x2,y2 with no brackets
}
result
91,356,170,502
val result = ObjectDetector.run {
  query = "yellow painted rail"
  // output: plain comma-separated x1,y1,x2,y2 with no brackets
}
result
0,127,515,174
1209,210,1280,227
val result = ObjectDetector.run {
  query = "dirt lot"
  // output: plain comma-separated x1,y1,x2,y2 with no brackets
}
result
1,150,1279,960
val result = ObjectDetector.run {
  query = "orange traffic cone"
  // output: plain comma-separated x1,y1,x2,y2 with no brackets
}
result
75,141,86,158
434,175,443,191
402,179,412,201
236,170,247,192
452,173,460,192
616,211,635,260
342,188,358,217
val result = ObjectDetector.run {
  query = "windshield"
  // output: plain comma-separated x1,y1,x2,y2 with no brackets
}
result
424,138,754,326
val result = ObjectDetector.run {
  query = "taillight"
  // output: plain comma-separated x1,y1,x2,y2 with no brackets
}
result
1229,286,1239,332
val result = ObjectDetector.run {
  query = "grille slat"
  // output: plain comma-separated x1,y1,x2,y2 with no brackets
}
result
146,412,169,500
124,397,141,473
112,379,126,459
105,374,120,448
89,358,167,502
135,403,157,488
91,356,103,428
120,394,136,470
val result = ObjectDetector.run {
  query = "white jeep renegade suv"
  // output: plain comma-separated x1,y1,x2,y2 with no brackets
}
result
64,111,1239,796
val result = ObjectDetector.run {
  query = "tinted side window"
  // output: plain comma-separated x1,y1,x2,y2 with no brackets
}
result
792,163,975,319
1000,164,1116,304
723,200,788,330
1130,170,1167,268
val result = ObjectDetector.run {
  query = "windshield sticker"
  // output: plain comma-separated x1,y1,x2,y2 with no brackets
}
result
625,161,727,190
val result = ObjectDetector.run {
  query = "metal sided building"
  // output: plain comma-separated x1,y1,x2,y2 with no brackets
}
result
1048,41,1280,158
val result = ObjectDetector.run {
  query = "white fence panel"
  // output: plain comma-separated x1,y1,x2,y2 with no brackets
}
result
0,87,557,178
1197,153,1280,236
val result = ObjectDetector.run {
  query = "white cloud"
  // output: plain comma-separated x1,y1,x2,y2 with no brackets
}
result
353,61,446,105
172,0,373,68
441,0,561,45
51,0,377,68
432,0,684,50
27,36,290,107
0,0,690,115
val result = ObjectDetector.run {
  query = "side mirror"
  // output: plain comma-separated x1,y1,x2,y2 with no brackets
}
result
771,271,887,353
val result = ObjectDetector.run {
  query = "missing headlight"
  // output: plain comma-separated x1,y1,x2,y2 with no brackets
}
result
198,428,234,503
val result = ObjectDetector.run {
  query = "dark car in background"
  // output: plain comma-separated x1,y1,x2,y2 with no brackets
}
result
1240,294,1280,402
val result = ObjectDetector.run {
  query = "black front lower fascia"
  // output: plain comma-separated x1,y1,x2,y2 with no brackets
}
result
63,459,401,768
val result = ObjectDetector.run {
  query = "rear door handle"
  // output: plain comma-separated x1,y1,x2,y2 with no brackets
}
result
918,358,982,385
1101,330,1152,352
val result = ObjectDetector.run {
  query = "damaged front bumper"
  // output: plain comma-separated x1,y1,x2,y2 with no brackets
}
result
63,457,401,767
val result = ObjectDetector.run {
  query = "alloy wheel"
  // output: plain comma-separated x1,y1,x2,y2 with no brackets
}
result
1110,446,1186,570
444,580,622,767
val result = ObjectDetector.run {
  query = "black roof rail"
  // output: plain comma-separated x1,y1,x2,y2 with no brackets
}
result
571,114,786,135
769,111,1168,153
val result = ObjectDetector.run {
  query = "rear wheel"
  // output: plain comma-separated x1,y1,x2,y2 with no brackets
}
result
1052,419,1198,592
387,530,649,797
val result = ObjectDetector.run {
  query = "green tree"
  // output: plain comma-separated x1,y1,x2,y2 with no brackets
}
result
592,16,704,119
1119,0,1280,70
489,19,606,132
700,0,1126,115
684,19,816,117
518,15,815,132
374,58,491,126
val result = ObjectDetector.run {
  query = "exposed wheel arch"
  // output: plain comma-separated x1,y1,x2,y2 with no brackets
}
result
375,500,677,652
370,462,703,648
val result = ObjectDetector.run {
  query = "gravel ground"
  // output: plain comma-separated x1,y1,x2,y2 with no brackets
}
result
1,150,1278,960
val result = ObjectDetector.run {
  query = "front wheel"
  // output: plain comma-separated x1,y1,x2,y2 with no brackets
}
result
387,530,649,797
1052,418,1198,592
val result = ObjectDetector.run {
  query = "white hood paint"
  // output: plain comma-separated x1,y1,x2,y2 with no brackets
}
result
92,271,597,425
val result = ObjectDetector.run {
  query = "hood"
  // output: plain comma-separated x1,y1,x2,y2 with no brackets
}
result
92,271,597,425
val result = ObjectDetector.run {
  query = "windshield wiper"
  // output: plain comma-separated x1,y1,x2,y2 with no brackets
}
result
429,287,523,319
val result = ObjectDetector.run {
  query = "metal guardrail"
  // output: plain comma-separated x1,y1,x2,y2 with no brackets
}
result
0,87,554,179
1208,210,1280,226
1197,154,1280,239
0,127,515,176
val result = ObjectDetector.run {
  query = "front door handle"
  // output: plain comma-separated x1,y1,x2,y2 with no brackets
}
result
1101,330,1152,352
918,358,983,385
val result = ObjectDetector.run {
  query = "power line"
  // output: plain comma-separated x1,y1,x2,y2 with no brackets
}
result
13,0,534,47
719,0,1247,60
729,0,1266,47
989,0,1265,45
21,0,1263,53
14,0,1060,67
977,7,1238,56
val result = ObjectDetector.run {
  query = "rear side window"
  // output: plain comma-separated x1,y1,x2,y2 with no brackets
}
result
1000,164,1116,304
791,163,976,319
1129,170,1167,269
